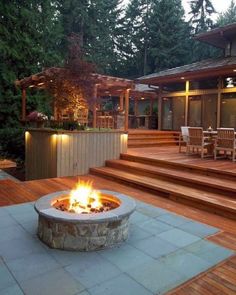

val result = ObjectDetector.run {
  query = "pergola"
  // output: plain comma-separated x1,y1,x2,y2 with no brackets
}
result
15,67,139,130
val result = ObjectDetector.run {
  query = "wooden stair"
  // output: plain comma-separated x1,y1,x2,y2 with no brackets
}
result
128,130,179,148
90,154,236,220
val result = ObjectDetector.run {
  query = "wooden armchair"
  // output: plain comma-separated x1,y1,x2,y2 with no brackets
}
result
188,127,213,159
214,128,236,162
179,126,189,153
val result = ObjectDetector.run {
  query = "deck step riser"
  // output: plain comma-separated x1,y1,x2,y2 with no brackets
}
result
105,161,236,198
90,168,236,220
120,154,236,182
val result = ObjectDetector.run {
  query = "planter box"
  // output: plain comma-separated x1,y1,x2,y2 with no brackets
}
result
25,129,127,180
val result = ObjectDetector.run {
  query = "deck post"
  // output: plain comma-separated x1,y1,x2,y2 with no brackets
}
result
217,76,222,128
158,86,162,130
185,80,190,126
124,88,130,131
93,84,98,128
21,88,26,121
119,92,124,111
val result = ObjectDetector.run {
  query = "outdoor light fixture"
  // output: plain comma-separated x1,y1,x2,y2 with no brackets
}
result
226,77,234,88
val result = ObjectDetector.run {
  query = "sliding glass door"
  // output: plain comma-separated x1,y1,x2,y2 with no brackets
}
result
162,97,185,130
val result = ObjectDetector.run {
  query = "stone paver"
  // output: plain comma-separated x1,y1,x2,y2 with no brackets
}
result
157,228,201,248
0,200,233,295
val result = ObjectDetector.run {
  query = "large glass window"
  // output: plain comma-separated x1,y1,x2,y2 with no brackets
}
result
188,95,217,129
162,97,185,130
202,94,217,130
221,93,236,128
188,96,202,127
190,78,218,90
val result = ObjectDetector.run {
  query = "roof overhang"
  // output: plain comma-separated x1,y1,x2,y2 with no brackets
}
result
194,23,236,49
137,63,236,86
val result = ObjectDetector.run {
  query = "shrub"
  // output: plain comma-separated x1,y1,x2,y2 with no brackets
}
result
0,127,25,162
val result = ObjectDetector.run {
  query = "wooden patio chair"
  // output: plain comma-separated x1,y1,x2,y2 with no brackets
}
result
214,128,236,162
179,126,189,153
187,127,213,159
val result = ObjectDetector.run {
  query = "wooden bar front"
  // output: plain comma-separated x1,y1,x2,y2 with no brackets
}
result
25,129,128,180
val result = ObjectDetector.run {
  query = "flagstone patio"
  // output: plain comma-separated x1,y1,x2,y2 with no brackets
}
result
0,198,234,295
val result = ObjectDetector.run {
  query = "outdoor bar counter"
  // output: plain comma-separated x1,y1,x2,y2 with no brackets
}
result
25,128,128,180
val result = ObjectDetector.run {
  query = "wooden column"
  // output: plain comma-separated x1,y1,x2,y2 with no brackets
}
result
217,76,222,128
185,80,190,126
124,89,130,131
21,88,26,121
93,84,98,128
119,92,124,111
158,86,162,130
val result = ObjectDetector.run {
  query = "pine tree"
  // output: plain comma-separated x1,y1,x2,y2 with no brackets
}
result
120,0,153,77
148,0,191,72
0,1,63,127
217,0,236,26
188,0,221,62
189,0,216,33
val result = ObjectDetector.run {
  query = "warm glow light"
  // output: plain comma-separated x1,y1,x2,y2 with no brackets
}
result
181,77,185,80
37,82,44,86
141,97,145,100
233,69,236,72
58,134,69,141
25,131,30,140
68,181,102,214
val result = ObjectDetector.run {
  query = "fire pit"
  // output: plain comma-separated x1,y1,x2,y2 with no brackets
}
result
34,181,136,251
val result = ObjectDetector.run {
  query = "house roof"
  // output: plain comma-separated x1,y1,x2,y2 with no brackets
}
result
137,56,236,85
194,22,236,49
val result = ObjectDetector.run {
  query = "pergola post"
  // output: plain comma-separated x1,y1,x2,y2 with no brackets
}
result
124,88,130,131
119,92,124,111
93,84,98,128
21,88,26,121
185,80,190,126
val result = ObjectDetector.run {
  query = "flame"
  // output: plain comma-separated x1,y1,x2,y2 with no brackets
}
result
68,180,102,214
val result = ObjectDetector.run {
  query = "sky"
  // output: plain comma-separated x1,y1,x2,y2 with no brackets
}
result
123,0,234,19
182,0,233,19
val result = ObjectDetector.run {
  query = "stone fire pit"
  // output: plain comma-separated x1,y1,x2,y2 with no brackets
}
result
34,190,136,251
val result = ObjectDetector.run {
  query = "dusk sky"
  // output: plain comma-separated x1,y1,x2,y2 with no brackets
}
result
123,0,234,19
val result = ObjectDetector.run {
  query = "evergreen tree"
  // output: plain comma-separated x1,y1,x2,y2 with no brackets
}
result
148,0,191,72
189,0,216,33
119,0,153,77
59,0,123,75
0,1,63,127
188,0,220,62
217,0,236,26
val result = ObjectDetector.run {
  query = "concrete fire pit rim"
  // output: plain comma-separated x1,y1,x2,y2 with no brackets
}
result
34,190,136,224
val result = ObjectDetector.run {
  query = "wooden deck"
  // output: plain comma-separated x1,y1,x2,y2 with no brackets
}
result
127,146,236,175
0,146,236,294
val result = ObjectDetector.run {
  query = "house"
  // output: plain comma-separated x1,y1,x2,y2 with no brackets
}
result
138,22,236,131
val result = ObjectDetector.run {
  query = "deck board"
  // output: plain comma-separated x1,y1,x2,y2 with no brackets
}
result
0,146,236,294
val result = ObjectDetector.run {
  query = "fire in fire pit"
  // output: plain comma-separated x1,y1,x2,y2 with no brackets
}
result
34,181,136,251
53,181,119,214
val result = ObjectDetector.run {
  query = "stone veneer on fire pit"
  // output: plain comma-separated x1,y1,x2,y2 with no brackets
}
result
34,190,136,251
